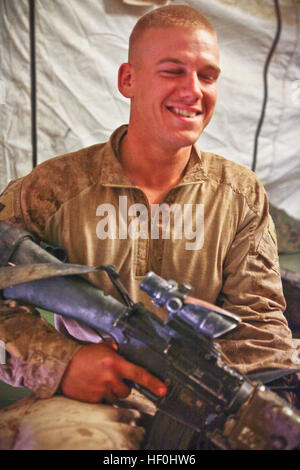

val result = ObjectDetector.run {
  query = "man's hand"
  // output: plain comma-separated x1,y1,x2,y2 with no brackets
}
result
60,341,167,403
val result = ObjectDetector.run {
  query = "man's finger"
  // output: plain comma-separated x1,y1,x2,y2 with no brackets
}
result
111,378,131,400
118,359,167,397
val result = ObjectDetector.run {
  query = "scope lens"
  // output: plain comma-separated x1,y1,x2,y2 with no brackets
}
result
140,272,169,299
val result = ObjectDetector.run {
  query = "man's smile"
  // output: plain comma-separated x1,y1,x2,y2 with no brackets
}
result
166,105,202,119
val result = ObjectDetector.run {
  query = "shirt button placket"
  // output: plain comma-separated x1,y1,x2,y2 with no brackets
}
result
150,190,177,276
133,189,150,277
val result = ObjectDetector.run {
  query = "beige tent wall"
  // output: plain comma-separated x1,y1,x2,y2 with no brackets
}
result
0,0,299,217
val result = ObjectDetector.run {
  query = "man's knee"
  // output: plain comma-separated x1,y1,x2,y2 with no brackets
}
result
0,395,144,450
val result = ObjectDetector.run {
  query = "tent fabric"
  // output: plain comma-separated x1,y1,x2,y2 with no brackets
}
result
0,0,299,218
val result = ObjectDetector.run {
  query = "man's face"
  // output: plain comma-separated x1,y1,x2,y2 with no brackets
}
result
123,26,220,151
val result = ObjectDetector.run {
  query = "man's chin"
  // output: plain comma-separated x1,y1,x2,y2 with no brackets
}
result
170,129,204,148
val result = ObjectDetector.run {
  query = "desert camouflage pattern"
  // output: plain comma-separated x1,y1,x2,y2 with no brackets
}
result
0,299,81,397
0,125,298,381
270,204,300,254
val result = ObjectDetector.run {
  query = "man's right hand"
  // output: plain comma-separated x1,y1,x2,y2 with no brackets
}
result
60,341,167,403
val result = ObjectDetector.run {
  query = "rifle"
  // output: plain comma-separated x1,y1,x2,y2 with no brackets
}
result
0,221,300,450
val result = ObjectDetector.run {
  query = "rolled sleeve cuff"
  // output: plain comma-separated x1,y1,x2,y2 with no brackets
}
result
0,300,82,399
24,316,82,398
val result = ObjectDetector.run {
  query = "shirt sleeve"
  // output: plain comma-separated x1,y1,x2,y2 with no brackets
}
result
0,181,82,398
0,299,82,398
216,184,297,375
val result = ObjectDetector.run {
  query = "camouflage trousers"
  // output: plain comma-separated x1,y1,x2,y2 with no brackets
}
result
0,391,154,450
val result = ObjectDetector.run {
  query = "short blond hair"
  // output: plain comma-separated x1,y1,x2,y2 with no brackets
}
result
129,5,216,62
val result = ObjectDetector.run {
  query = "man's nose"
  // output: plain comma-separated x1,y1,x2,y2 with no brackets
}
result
179,72,203,101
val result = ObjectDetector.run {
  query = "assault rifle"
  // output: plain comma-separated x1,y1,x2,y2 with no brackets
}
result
0,221,300,450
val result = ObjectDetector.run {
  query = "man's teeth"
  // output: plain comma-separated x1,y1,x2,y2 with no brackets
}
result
171,107,197,118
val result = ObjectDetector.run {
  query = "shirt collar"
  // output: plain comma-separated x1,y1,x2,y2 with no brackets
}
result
100,125,207,187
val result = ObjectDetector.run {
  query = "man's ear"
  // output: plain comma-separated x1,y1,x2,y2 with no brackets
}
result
118,63,135,98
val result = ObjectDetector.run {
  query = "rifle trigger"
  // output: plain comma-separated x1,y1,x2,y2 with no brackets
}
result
133,383,161,402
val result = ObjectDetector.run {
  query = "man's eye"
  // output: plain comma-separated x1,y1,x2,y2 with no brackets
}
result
162,69,183,75
198,74,218,83
199,74,217,83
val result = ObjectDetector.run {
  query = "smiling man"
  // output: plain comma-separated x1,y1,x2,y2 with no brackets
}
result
118,13,220,205
0,5,298,450
125,24,220,147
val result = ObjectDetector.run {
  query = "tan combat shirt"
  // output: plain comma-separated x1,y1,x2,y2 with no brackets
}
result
0,125,297,398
